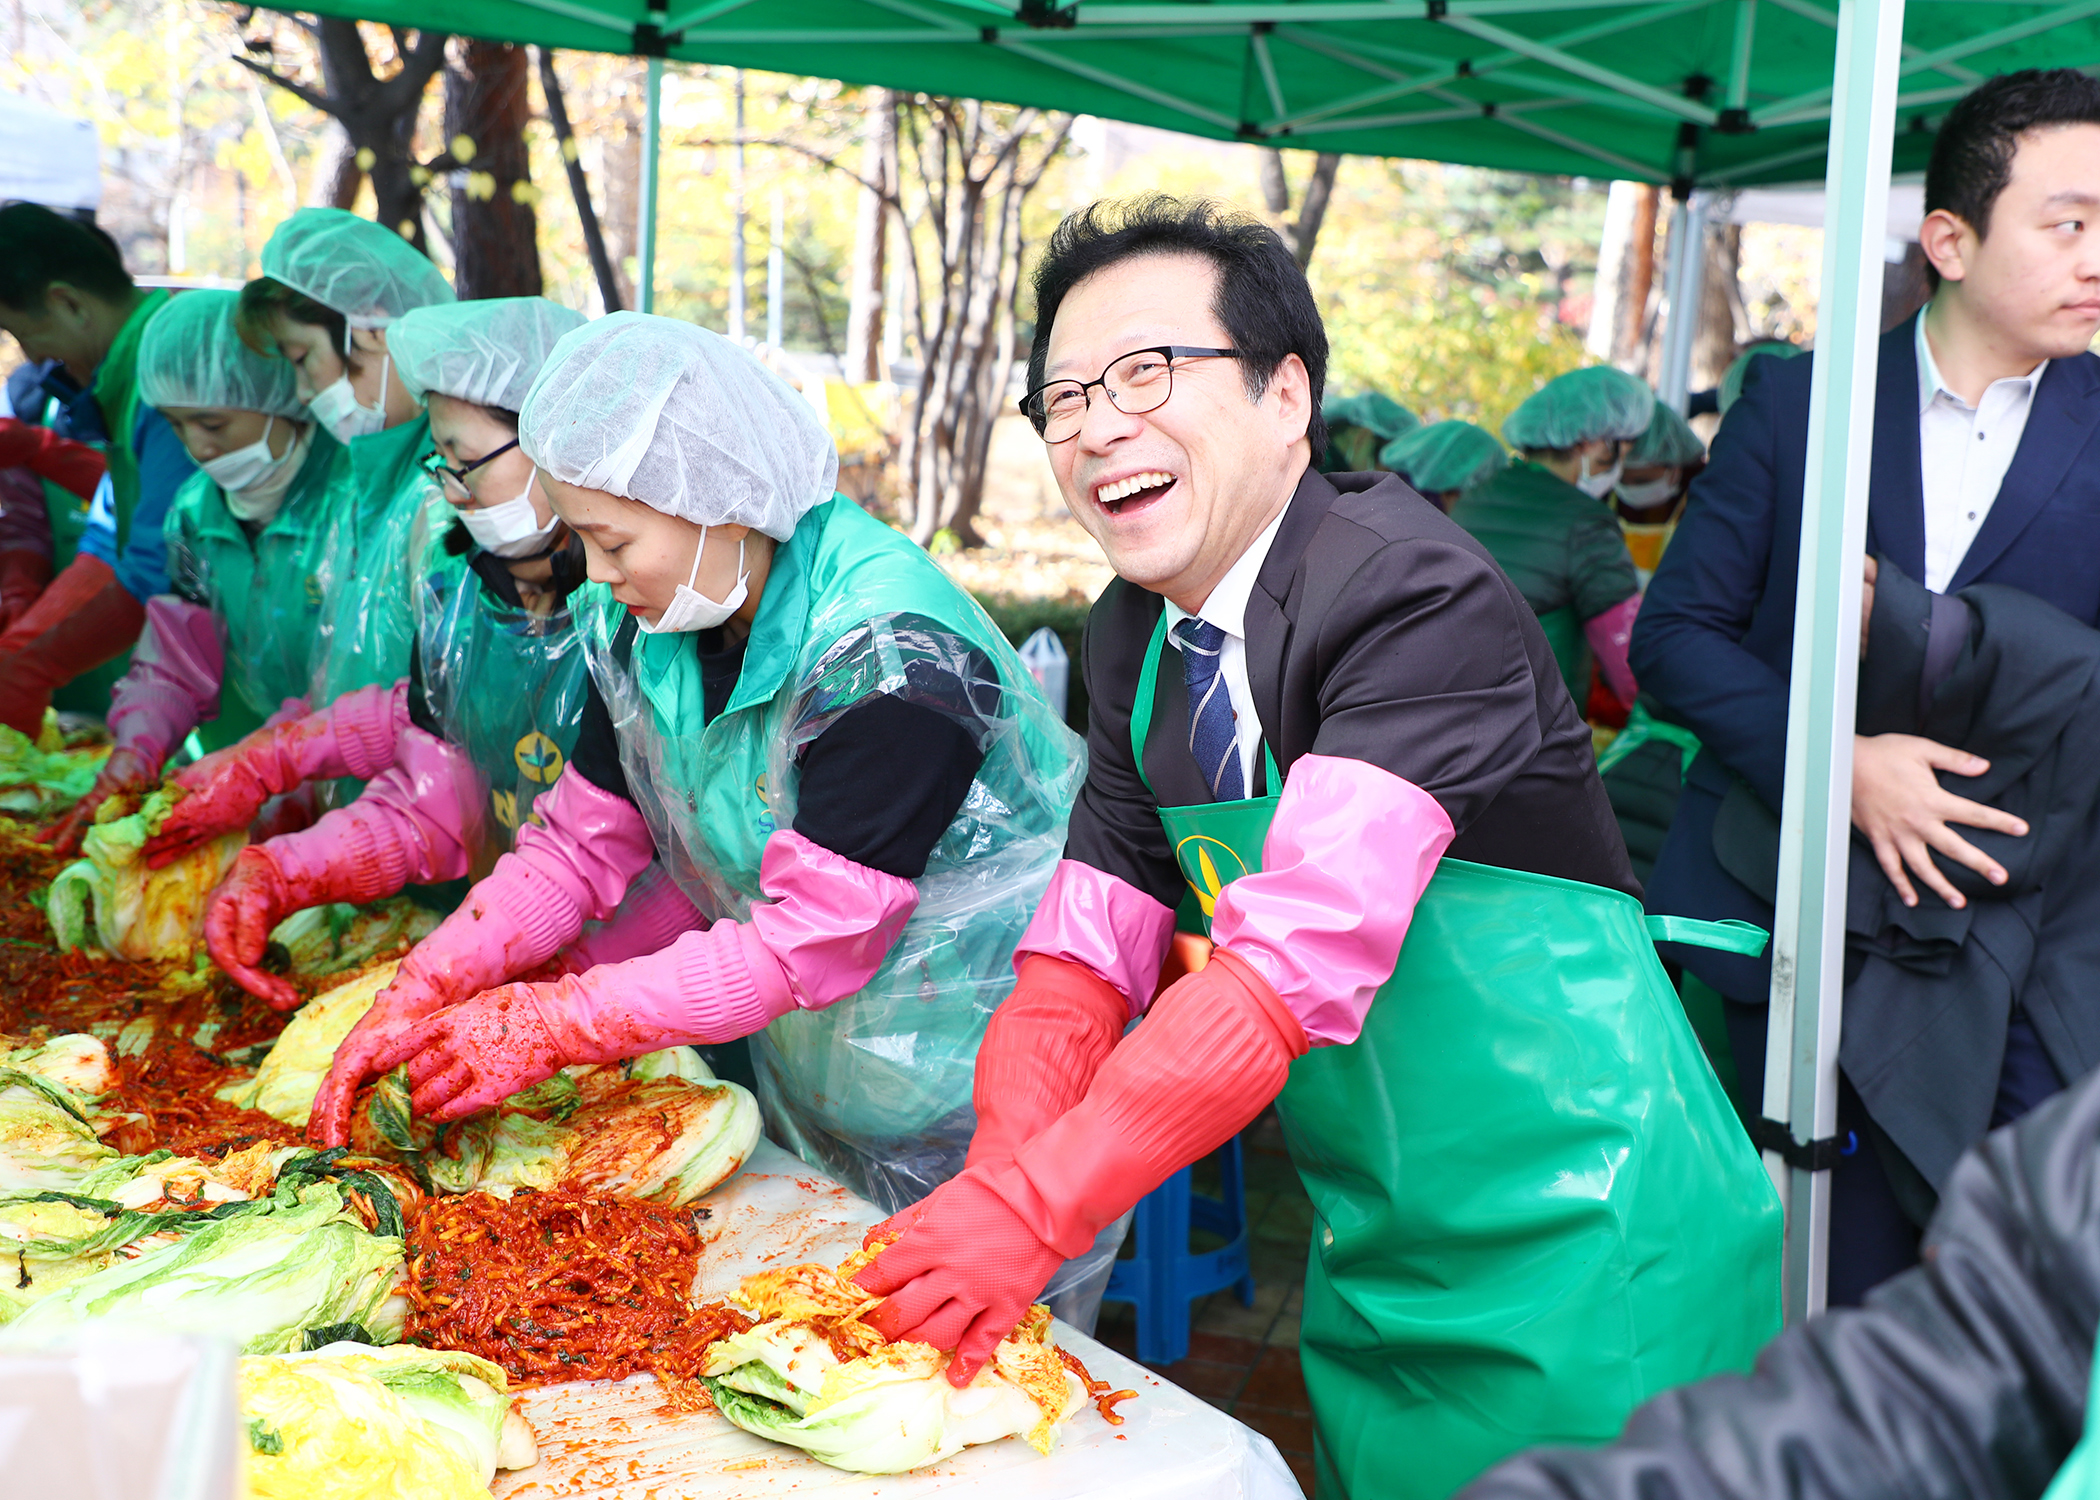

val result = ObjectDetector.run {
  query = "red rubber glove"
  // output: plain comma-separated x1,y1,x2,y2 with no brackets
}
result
964,954,1132,1170
0,419,108,500
856,949,1307,1385
308,948,489,1147
0,555,145,735
143,683,407,868
0,547,52,636
396,976,670,1122
202,848,304,1009
39,746,153,857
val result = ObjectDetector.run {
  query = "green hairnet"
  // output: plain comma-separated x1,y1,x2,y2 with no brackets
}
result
1322,391,1420,443
1502,366,1655,452
1381,421,1507,494
391,297,588,413
137,290,305,418
1629,401,1706,467
1719,340,1805,414
257,207,454,329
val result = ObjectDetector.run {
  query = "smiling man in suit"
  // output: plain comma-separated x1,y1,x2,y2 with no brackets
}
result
1634,68,2100,1304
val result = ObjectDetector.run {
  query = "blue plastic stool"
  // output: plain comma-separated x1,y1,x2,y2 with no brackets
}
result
1102,1134,1256,1365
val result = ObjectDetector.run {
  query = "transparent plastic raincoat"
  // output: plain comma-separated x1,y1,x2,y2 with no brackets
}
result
575,495,1084,1210
309,418,440,709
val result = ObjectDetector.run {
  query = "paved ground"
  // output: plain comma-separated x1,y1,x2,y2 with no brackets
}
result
1094,1107,1318,1497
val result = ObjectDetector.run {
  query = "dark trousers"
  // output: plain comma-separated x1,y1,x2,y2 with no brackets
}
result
1722,998,2062,1307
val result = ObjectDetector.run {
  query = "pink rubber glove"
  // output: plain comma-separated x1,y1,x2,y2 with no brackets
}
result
1010,858,1177,1013
308,767,657,1147
144,681,410,868
392,829,917,1121
1584,593,1642,711
559,861,707,973
107,597,225,776
858,949,1308,1384
204,726,486,1007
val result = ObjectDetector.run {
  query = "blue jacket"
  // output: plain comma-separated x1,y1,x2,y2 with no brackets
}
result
1631,313,2100,1000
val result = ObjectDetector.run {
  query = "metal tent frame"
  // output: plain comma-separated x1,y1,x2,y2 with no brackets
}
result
299,0,2057,1322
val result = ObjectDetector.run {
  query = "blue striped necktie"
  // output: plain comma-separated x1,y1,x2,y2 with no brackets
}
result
1174,616,1244,802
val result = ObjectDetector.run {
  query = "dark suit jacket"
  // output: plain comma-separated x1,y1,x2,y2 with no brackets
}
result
1631,314,2100,1001
1067,467,1637,906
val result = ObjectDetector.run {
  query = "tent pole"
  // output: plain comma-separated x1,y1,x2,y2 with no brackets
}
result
1764,0,1905,1325
638,54,663,315
1656,191,1705,413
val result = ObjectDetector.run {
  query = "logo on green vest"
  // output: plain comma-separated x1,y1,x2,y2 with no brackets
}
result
1173,834,1247,919
515,732,564,784
491,789,519,829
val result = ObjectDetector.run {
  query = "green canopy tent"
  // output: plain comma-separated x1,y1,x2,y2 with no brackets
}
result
290,0,2100,1321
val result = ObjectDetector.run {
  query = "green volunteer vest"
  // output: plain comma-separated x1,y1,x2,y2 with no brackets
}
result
575,495,1082,1213
90,289,169,554
1129,611,1782,1500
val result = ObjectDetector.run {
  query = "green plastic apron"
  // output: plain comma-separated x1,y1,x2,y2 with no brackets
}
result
414,544,589,874
1128,613,1782,1500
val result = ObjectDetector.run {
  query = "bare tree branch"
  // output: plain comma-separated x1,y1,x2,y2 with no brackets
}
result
232,53,334,116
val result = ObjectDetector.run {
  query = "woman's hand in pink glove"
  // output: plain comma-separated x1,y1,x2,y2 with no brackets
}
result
202,848,302,1010
309,955,487,1147
39,747,153,857
397,983,575,1123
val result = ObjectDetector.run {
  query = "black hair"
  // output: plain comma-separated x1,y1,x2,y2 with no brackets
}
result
236,276,351,363
0,202,134,311
1925,69,2100,286
1027,196,1329,462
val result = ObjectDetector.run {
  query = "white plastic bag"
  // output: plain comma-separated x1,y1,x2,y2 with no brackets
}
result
1019,626,1070,722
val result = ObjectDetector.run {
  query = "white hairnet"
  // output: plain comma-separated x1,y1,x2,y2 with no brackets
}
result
138,290,306,418
1502,366,1655,451
390,297,588,413
519,312,840,541
257,207,454,329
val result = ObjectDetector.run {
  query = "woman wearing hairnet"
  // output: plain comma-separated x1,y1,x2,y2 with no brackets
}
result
44,290,347,854
137,298,672,1011
235,207,454,705
1319,390,1418,472
1381,419,1507,511
308,314,1084,1227
1612,400,1707,588
1448,366,1651,710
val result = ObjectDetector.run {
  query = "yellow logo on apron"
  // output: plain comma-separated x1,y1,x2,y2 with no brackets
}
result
491,788,519,829
514,731,564,784
1173,834,1248,918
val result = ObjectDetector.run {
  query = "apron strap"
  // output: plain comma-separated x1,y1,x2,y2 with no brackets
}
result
1129,610,1282,800
1643,915,1769,957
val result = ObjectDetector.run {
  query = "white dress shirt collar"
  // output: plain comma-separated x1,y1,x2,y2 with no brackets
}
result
1163,500,1290,645
1915,311,2045,414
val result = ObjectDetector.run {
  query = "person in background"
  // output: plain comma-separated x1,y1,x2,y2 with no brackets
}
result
144,298,630,1012
1381,418,1508,512
304,316,1088,1285
235,207,454,708
1319,390,1417,471
1447,366,1651,711
1613,401,1707,589
848,196,1778,1500
1632,68,2100,1305
0,204,196,732
1718,338,1804,416
43,290,345,855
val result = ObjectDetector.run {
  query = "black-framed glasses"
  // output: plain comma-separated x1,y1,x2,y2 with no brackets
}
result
1020,346,1239,443
421,437,520,490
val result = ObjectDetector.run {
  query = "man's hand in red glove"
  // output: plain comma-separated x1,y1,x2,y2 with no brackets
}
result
39,746,153,857
853,1170,1066,1385
397,983,581,1123
202,847,304,1009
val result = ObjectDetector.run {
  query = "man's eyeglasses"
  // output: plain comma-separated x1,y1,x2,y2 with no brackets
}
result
421,438,520,490
1020,347,1239,444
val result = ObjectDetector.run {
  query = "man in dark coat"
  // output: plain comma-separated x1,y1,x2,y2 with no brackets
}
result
1632,68,2100,1302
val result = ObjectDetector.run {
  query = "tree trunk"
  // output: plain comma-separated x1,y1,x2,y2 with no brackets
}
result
1692,220,1742,394
600,64,643,312
445,39,542,299
1258,148,1290,214
537,49,621,314
1285,153,1341,268
844,91,895,383
1587,180,1640,361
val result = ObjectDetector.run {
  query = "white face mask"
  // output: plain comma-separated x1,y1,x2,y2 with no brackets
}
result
459,471,560,558
637,528,747,635
200,416,288,494
1576,450,1625,500
213,422,312,526
1616,474,1681,511
308,354,390,444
